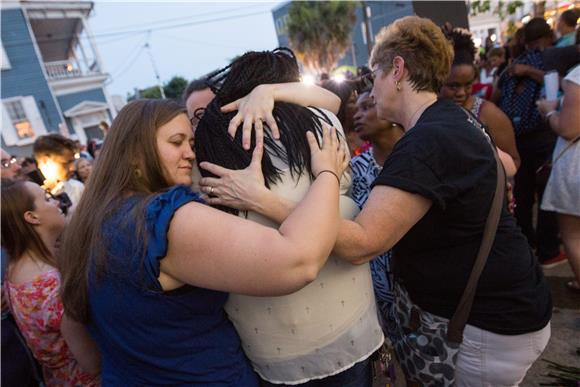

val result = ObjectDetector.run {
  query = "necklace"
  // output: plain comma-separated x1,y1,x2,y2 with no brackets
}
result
369,148,383,172
407,97,437,129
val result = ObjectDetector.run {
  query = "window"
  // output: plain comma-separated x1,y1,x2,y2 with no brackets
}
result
1,96,47,146
275,15,289,35
4,100,35,139
1,42,10,70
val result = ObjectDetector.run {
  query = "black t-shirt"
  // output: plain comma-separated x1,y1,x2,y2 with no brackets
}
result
374,99,551,335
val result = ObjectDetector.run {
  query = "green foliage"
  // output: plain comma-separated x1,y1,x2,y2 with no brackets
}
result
139,86,162,99
287,1,358,74
540,359,580,386
128,75,189,101
470,0,524,18
163,76,188,100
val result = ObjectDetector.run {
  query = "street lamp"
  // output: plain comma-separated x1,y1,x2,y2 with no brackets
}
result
301,74,315,85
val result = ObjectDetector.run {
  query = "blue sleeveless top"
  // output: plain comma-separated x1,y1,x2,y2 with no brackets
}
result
88,185,258,386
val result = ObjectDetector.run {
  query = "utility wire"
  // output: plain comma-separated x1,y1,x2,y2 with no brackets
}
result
94,4,268,37
96,31,148,45
105,44,145,83
159,33,250,50
108,33,148,74
144,33,165,99
3,8,272,48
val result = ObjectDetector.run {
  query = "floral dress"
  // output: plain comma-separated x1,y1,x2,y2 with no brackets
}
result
5,268,99,386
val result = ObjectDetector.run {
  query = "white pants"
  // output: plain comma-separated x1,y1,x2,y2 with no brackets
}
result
456,322,551,386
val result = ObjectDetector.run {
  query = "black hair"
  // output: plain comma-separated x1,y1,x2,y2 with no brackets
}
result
524,18,552,43
33,133,76,158
22,157,36,167
560,9,579,28
195,48,333,214
182,77,211,103
319,79,355,125
444,27,477,66
487,46,505,59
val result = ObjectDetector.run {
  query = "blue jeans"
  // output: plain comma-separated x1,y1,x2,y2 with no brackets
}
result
260,357,372,387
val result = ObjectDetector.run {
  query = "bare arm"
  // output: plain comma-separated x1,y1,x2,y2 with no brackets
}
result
490,83,502,105
537,80,580,140
497,147,517,178
221,83,341,149
161,128,346,296
200,154,431,266
333,186,432,264
480,100,520,170
61,313,101,376
201,171,431,265
511,64,544,84
199,167,295,225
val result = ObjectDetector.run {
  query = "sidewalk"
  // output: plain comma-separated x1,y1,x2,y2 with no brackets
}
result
373,263,580,387
522,263,580,386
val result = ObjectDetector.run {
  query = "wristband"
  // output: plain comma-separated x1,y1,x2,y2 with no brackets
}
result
317,170,340,186
545,110,557,124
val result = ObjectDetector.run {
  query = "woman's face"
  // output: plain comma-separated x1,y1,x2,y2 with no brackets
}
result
353,92,385,142
76,159,92,181
488,55,503,69
370,67,398,123
439,64,475,107
156,113,195,186
342,91,358,132
25,182,65,233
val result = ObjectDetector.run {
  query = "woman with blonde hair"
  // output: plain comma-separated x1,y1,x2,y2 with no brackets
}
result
74,157,93,183
328,16,550,386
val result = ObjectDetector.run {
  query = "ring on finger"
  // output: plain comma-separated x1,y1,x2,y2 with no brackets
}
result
209,186,214,195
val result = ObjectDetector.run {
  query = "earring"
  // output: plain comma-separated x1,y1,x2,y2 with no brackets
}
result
396,81,401,92
135,168,142,178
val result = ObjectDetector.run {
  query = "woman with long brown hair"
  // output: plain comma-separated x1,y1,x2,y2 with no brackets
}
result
58,95,346,385
1,180,100,386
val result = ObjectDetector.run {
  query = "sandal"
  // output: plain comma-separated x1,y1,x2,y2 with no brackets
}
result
566,281,580,294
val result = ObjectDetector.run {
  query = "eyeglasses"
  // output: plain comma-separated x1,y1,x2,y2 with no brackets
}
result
189,107,206,127
355,68,381,90
1,156,17,168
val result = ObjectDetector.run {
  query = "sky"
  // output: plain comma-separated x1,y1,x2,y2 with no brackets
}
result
90,1,284,98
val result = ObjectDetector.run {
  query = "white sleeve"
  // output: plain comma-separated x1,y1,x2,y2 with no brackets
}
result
564,65,580,85
308,107,352,195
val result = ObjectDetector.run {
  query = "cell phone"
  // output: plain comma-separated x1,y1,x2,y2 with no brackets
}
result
54,192,72,215
26,169,72,214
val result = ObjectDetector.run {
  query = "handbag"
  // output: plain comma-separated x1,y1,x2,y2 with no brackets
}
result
387,140,506,386
535,136,580,187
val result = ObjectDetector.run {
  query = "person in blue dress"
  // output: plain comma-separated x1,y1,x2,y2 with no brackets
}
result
58,92,346,386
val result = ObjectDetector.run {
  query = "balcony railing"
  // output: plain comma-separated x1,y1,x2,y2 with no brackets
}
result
44,60,101,81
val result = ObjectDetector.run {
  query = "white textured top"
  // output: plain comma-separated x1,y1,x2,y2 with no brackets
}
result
225,108,384,384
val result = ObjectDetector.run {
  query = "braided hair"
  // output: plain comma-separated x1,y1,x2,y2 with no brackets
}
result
195,48,334,214
443,27,477,66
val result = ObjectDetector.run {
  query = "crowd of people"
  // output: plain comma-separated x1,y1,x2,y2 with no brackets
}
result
1,9,578,387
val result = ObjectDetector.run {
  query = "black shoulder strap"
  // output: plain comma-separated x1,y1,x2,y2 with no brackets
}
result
447,110,506,344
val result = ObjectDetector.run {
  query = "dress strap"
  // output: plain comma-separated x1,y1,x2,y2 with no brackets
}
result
470,96,484,119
